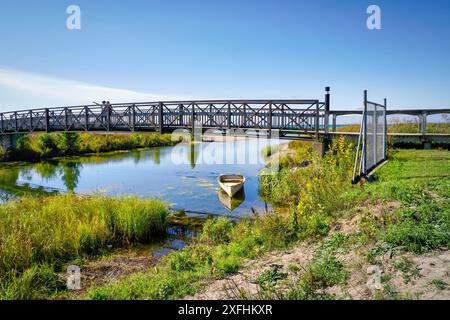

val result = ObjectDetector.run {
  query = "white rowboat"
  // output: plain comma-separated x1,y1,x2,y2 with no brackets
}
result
218,174,246,197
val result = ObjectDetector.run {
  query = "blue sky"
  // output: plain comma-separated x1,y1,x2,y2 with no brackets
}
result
0,0,450,115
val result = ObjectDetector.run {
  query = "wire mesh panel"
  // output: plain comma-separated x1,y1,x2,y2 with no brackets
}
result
365,102,376,171
353,91,387,183
376,106,386,163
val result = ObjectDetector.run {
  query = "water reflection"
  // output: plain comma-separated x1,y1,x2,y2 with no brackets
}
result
217,189,245,211
0,139,279,216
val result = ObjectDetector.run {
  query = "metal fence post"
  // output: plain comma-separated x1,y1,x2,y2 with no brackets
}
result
363,90,368,175
324,87,330,134
159,102,164,134
373,104,377,165
384,98,387,160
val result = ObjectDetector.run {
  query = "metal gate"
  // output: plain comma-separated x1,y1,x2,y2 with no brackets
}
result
352,90,387,183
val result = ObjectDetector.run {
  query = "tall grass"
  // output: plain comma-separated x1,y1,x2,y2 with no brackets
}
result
260,137,355,238
5,132,180,161
0,194,168,298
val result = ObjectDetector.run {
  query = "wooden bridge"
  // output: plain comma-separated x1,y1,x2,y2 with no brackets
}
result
0,98,329,139
1,87,448,148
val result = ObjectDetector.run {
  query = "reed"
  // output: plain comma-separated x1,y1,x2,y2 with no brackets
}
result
4,132,180,161
0,194,168,280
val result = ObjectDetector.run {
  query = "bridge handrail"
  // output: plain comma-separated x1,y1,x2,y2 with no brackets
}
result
0,99,325,116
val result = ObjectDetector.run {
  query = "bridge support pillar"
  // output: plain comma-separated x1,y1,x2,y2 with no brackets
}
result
0,134,19,152
420,111,427,136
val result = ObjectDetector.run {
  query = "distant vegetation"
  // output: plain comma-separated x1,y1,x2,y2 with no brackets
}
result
0,194,168,299
2,132,180,162
337,122,450,134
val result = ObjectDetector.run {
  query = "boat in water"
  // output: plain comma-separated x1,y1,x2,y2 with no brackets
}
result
218,174,245,197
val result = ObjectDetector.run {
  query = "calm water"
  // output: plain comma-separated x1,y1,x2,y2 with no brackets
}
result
0,138,280,216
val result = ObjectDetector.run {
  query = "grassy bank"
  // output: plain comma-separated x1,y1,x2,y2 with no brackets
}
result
0,194,168,299
3,132,180,162
86,144,448,300
1,139,448,300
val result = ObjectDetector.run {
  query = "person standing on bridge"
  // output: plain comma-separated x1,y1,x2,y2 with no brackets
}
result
106,101,112,125
100,101,107,124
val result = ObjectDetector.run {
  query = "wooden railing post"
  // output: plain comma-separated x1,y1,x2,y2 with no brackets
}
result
227,102,231,129
131,104,136,132
332,114,337,132
179,104,184,126
84,106,89,131
0,113,3,133
106,103,111,132
315,101,320,140
159,102,164,134
64,107,69,131
268,101,273,133
191,102,195,138
14,112,18,132
45,109,50,132
29,110,33,131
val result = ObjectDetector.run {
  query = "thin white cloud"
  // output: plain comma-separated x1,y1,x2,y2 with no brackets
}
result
0,68,183,111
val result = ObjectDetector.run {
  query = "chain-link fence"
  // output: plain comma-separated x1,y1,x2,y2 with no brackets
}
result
353,91,387,183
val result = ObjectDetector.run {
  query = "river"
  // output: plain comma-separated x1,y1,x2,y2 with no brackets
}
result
0,137,281,217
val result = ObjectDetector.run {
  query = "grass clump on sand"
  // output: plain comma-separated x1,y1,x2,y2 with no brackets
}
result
0,194,168,299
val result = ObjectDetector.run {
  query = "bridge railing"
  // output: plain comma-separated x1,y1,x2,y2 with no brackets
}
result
0,99,327,137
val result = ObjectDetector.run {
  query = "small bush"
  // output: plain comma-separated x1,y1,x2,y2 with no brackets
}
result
37,134,58,158
201,218,234,244
168,250,197,272
257,266,288,288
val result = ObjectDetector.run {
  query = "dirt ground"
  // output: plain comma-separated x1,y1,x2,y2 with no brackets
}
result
61,250,160,296
185,241,318,300
186,200,449,300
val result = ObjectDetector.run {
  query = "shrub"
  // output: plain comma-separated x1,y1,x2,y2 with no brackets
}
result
201,218,234,244
37,134,58,158
56,132,80,155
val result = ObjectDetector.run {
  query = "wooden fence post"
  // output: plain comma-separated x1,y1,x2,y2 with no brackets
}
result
45,109,50,132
